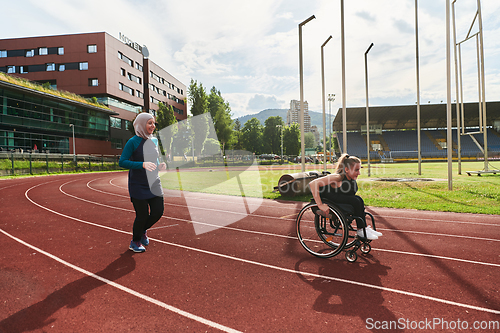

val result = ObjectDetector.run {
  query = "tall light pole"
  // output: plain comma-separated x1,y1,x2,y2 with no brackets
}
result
415,0,422,175
341,0,347,154
299,15,316,172
276,124,283,163
321,35,333,172
446,0,453,190
328,94,335,165
69,124,75,161
364,43,374,177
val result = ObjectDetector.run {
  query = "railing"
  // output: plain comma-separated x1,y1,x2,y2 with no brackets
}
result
0,152,121,176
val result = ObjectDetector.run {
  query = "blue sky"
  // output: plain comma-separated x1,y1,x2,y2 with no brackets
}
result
2,0,499,118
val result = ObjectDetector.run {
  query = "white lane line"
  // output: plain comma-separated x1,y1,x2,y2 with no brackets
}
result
68,179,500,267
24,181,500,315
0,228,241,333
84,179,500,243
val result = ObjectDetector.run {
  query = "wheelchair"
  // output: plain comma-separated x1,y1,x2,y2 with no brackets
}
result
296,198,376,262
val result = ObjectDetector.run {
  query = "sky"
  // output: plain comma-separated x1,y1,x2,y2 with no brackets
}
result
2,0,500,119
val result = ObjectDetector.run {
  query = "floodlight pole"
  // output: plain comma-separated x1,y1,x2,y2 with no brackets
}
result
477,0,488,171
299,15,316,173
276,124,283,162
452,0,462,174
446,0,453,190
321,35,333,172
341,0,347,154
365,43,374,177
328,94,335,166
415,0,422,175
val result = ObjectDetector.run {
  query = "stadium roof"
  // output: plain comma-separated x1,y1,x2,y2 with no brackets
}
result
333,101,500,132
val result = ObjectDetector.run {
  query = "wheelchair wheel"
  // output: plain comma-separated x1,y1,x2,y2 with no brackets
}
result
360,242,371,254
345,250,358,263
296,203,348,258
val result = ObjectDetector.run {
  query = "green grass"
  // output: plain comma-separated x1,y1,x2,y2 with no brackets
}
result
160,161,500,215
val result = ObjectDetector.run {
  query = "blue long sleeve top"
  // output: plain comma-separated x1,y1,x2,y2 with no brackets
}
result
119,136,163,200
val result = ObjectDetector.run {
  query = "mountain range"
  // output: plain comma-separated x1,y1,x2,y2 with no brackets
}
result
234,109,334,135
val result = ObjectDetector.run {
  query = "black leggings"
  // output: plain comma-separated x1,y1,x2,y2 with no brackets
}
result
321,194,366,229
131,196,164,241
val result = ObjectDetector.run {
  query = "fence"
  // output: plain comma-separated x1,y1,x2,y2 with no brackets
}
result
0,152,121,176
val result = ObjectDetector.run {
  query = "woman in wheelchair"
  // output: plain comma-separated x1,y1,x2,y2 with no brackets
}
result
309,153,382,240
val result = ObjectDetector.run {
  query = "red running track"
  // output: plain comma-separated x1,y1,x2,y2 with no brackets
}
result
0,172,499,332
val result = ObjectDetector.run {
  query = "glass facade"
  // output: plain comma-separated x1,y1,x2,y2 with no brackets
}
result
0,85,111,152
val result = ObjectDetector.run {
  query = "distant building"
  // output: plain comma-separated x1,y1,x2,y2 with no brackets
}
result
0,32,187,154
310,125,320,145
287,99,311,132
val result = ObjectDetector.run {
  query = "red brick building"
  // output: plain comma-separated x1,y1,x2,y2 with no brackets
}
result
0,32,187,154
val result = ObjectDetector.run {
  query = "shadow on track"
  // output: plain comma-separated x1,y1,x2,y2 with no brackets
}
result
295,255,403,332
0,251,136,333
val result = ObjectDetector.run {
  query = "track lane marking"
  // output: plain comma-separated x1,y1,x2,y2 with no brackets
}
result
20,180,500,315
0,228,241,333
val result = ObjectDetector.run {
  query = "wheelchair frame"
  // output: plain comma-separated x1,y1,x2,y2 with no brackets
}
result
296,198,377,262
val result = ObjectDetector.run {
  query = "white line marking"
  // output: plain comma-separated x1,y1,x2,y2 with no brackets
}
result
68,179,500,267
0,228,241,333
23,180,500,315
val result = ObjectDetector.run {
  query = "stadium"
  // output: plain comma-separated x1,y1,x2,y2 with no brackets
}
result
333,101,500,162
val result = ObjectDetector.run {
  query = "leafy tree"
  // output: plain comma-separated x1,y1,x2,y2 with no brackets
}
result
283,123,300,156
232,119,243,150
208,86,233,153
188,79,208,116
155,102,178,156
304,132,315,149
263,116,284,154
241,118,263,155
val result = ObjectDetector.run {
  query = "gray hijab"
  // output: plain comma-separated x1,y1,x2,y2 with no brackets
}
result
133,112,154,139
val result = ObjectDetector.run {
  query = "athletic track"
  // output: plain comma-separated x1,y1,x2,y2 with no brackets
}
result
0,171,499,332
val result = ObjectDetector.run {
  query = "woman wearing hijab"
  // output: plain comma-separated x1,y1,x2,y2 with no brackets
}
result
119,112,166,252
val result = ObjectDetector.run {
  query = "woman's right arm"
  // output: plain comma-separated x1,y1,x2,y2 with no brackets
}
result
309,174,341,214
119,138,144,170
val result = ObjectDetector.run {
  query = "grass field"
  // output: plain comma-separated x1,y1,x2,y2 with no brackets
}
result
160,161,500,215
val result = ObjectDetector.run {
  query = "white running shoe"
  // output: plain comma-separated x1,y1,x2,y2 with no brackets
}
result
367,226,383,236
357,228,378,240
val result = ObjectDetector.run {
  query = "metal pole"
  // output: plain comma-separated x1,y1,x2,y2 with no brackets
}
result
452,0,462,174
299,15,316,173
415,0,422,175
321,36,333,172
70,124,75,162
446,0,453,190
477,0,488,171
328,94,335,167
365,43,374,177
341,0,347,154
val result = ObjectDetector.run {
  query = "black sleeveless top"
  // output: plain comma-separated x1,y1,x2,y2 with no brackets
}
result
320,174,357,197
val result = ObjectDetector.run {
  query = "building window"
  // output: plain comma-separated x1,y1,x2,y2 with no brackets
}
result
110,117,122,129
120,68,125,76
25,49,35,57
137,90,143,99
87,45,97,53
135,62,143,71
46,63,56,71
79,62,88,70
111,138,123,150
0,50,6,58
58,47,64,55
119,82,134,96
89,78,99,86
7,66,15,74
39,47,48,55
20,66,28,74
58,64,65,71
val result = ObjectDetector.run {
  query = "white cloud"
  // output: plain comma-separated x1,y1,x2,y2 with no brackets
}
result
2,0,499,118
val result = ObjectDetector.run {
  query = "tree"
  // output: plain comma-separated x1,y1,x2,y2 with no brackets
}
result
208,86,233,153
232,119,243,150
241,118,263,155
283,123,300,156
155,102,178,156
263,116,284,154
304,132,315,149
188,79,208,116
